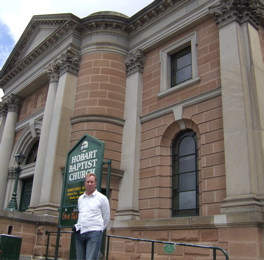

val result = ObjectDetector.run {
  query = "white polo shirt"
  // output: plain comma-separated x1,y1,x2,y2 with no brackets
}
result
75,190,110,234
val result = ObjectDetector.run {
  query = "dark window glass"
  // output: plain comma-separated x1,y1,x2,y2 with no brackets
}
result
179,191,196,210
179,136,195,155
26,140,39,164
172,130,199,217
179,154,196,173
179,172,196,191
171,46,192,87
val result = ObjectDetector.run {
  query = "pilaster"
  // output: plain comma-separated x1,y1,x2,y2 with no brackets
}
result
28,62,60,212
115,50,144,221
36,49,80,215
210,0,264,214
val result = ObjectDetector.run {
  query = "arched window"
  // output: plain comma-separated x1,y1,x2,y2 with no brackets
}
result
25,140,39,164
172,130,199,217
19,140,39,211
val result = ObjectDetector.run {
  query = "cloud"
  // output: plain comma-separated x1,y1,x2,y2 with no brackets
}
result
0,21,15,69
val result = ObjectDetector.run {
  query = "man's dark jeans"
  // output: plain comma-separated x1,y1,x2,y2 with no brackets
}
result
75,230,102,260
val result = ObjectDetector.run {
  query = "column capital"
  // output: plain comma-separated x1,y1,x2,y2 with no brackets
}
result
125,49,145,76
210,0,264,29
56,49,80,76
2,94,22,113
46,62,60,83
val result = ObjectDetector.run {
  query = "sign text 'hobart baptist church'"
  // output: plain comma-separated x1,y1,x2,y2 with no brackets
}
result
68,148,98,181
59,134,105,228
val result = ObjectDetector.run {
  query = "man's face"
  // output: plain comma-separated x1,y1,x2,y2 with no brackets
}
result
85,175,97,195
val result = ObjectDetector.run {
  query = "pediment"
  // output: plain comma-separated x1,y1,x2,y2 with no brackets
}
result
17,25,59,63
0,14,76,79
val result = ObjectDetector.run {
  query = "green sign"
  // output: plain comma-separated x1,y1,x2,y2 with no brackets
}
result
163,244,175,254
59,134,105,228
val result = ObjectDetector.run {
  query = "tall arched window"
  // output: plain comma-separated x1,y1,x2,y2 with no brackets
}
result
26,140,39,164
172,130,199,217
19,140,39,212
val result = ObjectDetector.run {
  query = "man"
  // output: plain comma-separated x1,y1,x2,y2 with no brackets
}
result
74,173,110,260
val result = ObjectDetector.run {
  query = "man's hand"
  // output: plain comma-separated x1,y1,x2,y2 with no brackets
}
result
72,225,77,232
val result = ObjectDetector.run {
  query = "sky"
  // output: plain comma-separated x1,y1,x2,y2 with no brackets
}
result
0,0,154,100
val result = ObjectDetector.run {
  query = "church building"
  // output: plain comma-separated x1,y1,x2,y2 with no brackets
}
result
1,0,264,259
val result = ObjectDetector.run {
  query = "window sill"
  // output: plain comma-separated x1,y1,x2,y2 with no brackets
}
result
158,76,200,99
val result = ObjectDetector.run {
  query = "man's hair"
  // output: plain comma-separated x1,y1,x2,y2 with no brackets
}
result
85,173,97,182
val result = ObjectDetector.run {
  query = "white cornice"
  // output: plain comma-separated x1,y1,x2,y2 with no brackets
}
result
129,0,219,52
0,1,220,89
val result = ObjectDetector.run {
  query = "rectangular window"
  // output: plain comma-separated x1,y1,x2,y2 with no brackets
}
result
159,32,200,98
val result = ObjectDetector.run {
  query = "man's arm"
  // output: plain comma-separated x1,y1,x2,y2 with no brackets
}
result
101,196,110,230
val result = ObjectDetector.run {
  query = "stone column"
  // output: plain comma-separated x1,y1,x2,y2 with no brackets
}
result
115,49,145,220
36,49,80,215
210,1,264,213
0,94,22,208
28,62,60,212
0,102,7,143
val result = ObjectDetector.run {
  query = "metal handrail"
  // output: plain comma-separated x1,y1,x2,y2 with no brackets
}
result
45,231,229,260
106,234,229,260
45,230,73,260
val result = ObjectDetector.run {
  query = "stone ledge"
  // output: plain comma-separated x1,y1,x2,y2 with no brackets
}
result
0,209,58,225
110,212,264,230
